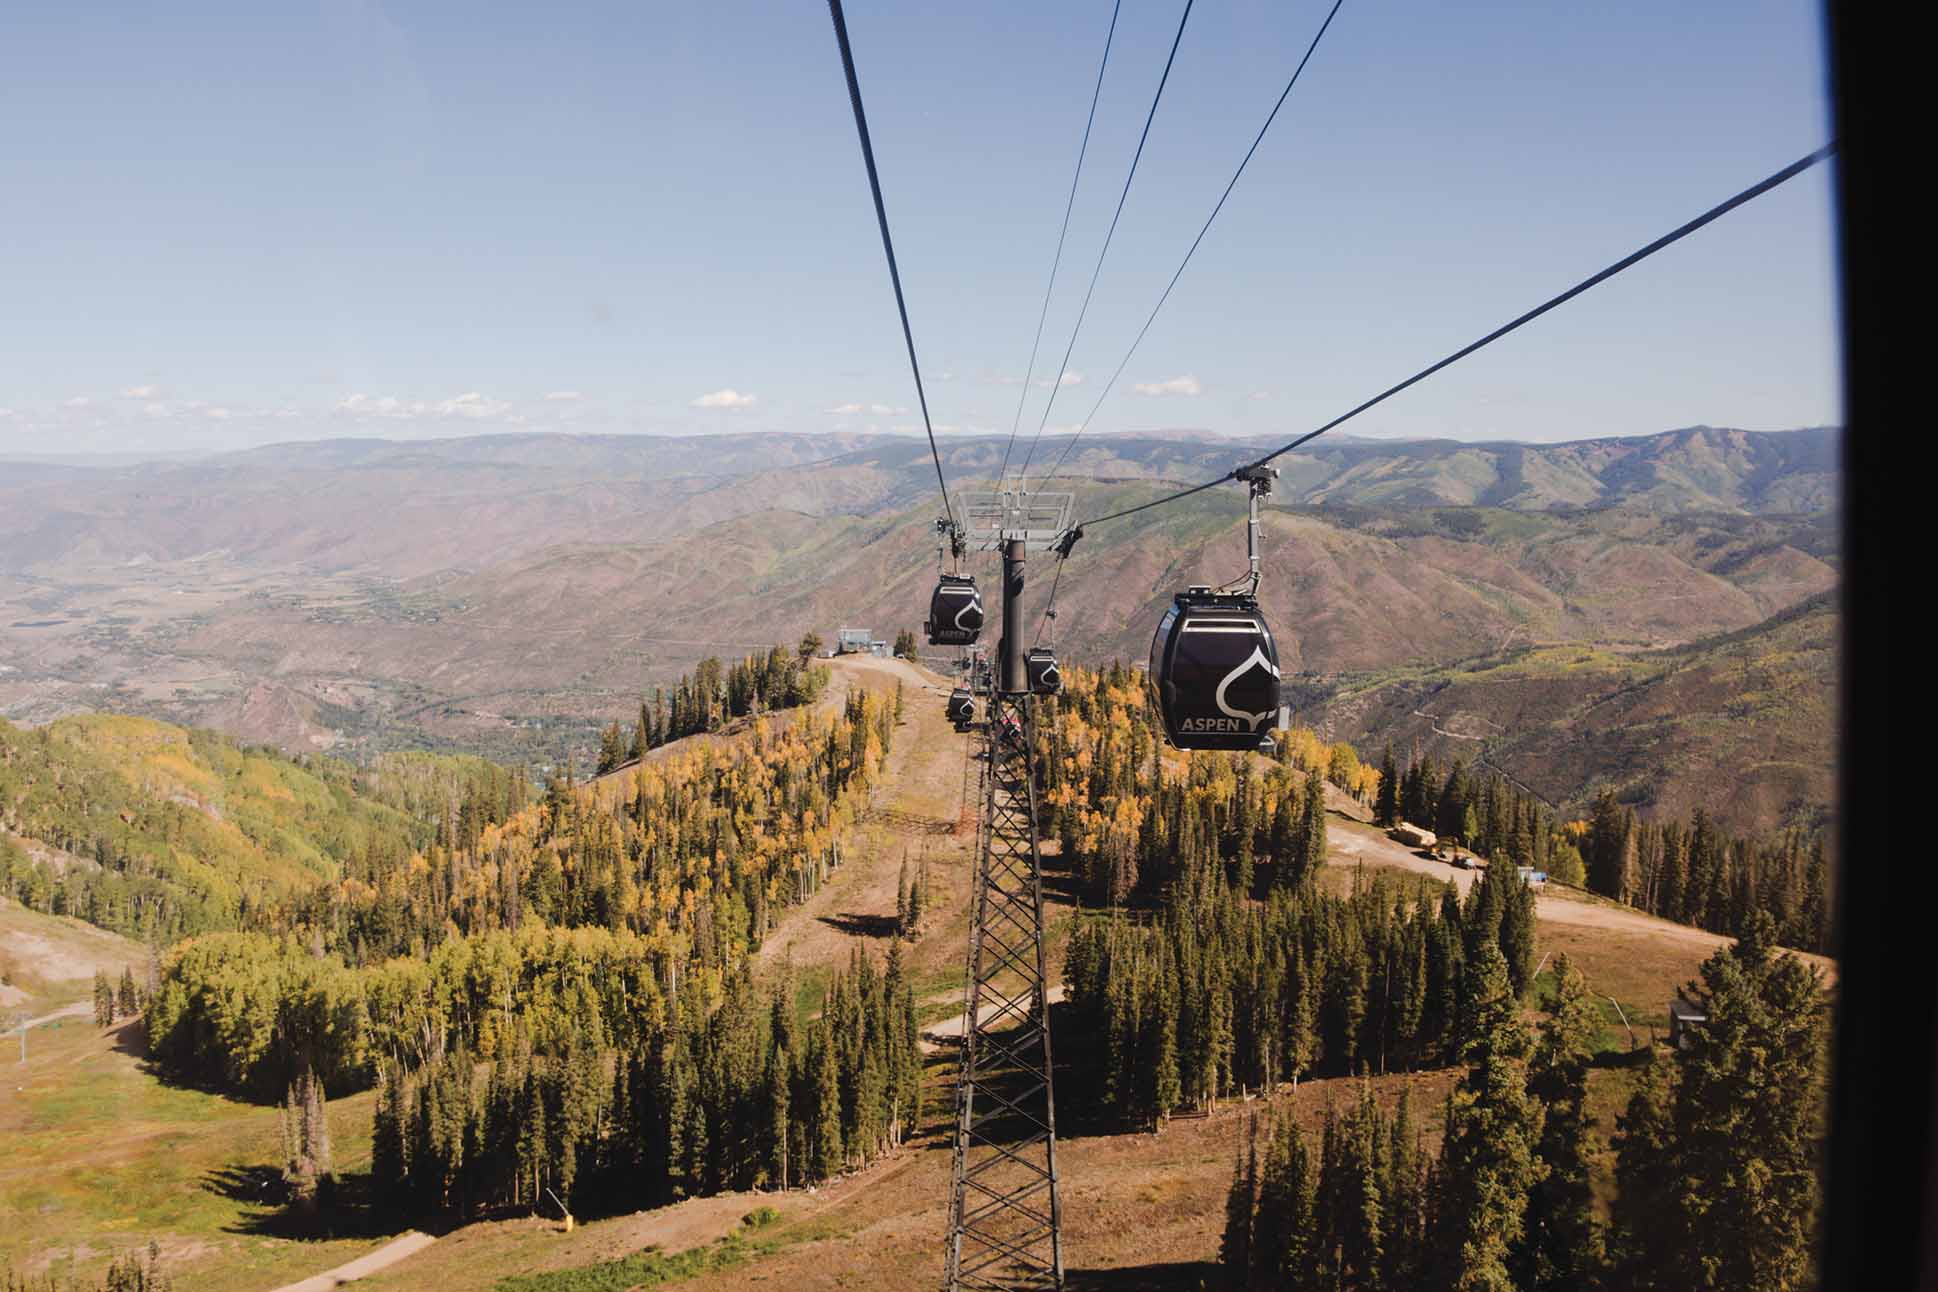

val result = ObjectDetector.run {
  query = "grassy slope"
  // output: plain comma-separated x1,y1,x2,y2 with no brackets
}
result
0,1010,382,1290
0,897,147,1016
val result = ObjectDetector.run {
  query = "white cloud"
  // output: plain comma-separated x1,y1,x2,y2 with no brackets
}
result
203,407,233,420
691,389,757,410
1132,374,1202,397
434,392,512,418
1248,390,1270,401
993,369,1085,390
122,385,157,399
142,402,172,418
335,391,515,421
64,396,92,408
543,390,583,401
825,402,907,416
337,393,398,416
0,408,15,419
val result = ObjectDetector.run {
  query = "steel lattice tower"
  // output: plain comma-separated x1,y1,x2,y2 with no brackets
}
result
941,489,1073,1292
945,691,1063,1290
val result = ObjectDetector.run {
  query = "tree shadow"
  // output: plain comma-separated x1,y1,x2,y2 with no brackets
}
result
205,1165,412,1241
1065,1261,1220,1290
1592,1041,1661,1071
134,1054,287,1105
1040,869,1088,911
818,912,902,939
109,1016,147,1058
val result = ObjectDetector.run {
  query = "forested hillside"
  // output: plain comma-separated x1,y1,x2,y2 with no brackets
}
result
2,652,1835,1290
0,648,828,954
1216,924,1826,1292
146,685,912,1220
1033,669,1829,1290
0,714,506,943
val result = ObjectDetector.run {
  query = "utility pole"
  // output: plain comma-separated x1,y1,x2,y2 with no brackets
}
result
945,491,1069,1292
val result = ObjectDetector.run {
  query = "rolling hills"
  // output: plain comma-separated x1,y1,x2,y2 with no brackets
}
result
1300,590,1838,830
0,425,1838,833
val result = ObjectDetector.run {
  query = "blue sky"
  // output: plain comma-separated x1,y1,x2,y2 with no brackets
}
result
0,0,1840,455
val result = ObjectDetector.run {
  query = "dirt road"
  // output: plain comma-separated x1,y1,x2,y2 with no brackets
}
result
1327,816,1833,974
13,1001,90,1030
921,986,1067,1053
266,1231,436,1292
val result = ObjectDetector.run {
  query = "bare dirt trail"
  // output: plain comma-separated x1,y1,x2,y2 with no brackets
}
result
266,1231,437,1292
756,654,978,975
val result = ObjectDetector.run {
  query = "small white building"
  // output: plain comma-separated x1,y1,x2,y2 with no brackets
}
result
836,628,872,654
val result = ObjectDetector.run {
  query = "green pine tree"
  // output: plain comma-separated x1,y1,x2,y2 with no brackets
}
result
1375,747,1400,827
1609,1045,1680,1292
1429,945,1545,1292
1656,914,1827,1291
1220,1117,1259,1289
1514,954,1605,1290
810,1022,843,1181
92,969,115,1027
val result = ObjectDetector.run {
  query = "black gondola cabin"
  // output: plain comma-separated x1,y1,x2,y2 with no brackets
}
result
927,574,984,646
946,687,977,728
1025,646,1062,696
1148,587,1284,751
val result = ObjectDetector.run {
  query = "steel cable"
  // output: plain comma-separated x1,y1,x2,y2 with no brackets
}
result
1068,144,1838,536
827,0,958,531
996,0,1126,490
1015,0,1198,488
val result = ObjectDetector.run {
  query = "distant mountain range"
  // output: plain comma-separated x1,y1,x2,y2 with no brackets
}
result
0,425,1838,833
